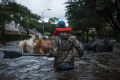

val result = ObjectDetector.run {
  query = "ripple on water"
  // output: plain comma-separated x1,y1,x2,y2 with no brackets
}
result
0,41,120,80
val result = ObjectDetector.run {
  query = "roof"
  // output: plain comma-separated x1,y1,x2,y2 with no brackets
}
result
5,23,19,32
18,26,27,34
32,28,41,34
29,28,42,35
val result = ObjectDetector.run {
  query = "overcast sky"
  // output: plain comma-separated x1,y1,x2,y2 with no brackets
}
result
16,0,68,24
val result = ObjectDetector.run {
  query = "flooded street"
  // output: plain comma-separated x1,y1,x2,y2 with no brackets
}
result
0,41,120,80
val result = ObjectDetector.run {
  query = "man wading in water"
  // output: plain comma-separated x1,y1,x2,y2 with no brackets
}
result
49,21,84,71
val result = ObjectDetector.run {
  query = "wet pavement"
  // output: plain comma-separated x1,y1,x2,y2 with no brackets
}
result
0,41,120,80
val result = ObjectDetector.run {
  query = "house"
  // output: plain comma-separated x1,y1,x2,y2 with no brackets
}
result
18,25,27,35
5,21,20,35
0,21,42,39
29,28,42,38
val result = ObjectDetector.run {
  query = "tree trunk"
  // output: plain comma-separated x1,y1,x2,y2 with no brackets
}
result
114,0,120,25
86,27,89,43
0,23,5,37
24,28,29,39
81,30,85,42
101,7,120,40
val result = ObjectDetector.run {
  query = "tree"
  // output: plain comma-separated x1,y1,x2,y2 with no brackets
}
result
0,0,15,36
96,0,120,39
66,0,105,42
0,0,41,37
48,17,59,24
65,0,120,41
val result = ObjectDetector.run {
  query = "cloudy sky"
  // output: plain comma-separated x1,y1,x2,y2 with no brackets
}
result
16,0,68,24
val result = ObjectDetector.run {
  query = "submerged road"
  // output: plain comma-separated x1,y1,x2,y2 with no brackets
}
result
0,41,120,80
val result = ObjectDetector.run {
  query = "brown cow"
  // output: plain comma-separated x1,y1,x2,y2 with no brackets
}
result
34,39,52,54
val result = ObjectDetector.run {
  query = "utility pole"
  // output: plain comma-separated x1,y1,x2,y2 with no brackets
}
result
42,9,51,35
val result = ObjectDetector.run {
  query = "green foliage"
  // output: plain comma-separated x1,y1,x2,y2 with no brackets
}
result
66,0,106,32
65,0,120,40
72,31,82,36
0,0,58,37
0,0,41,36
48,17,59,24
43,22,57,33
44,32,51,36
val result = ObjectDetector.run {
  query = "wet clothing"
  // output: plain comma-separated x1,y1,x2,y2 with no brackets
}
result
49,32,83,70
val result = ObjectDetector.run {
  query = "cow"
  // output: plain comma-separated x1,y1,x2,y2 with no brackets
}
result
34,39,52,54
19,37,37,54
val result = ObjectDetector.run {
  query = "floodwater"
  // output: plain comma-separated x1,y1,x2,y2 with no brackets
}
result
0,41,120,80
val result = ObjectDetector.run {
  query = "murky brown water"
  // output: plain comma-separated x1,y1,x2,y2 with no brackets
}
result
0,41,120,80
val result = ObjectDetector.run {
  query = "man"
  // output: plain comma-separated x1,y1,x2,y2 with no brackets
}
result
49,21,84,71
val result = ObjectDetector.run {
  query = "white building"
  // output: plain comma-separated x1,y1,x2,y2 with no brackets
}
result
5,21,20,35
1,21,42,38
29,28,42,38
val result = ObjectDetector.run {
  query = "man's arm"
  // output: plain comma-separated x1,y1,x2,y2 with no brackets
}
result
73,38,84,58
48,38,58,57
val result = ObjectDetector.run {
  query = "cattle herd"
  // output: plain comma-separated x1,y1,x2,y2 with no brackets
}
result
19,36,52,54
19,36,116,54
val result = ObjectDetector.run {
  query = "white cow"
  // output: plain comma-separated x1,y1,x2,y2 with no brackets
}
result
19,36,36,54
